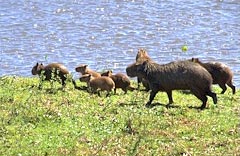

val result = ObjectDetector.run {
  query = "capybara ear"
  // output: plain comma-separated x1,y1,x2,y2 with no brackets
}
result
40,63,43,66
191,58,194,61
36,62,39,66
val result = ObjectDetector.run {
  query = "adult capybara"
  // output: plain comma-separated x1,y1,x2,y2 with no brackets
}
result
136,48,152,63
32,62,76,88
126,60,217,109
191,58,235,94
135,48,153,91
75,64,101,78
101,70,134,94
80,74,115,96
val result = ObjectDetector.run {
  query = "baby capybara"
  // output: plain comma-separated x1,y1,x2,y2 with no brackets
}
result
101,70,134,94
191,58,235,94
75,64,101,78
126,60,217,109
32,62,76,88
80,74,115,96
135,48,153,91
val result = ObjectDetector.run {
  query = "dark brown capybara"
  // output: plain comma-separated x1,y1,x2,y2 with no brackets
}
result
191,58,236,94
101,70,135,94
32,62,76,88
126,60,217,109
80,74,115,97
75,64,101,78
135,48,153,91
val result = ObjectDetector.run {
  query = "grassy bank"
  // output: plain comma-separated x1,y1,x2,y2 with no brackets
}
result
0,76,239,155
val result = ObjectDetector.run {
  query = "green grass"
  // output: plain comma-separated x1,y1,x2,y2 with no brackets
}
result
0,76,239,156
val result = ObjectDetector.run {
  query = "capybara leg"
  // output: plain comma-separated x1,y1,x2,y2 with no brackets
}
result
219,83,227,94
137,77,141,89
122,88,127,94
97,91,101,96
61,78,67,88
72,79,77,88
227,81,236,94
146,90,158,107
191,89,208,109
199,95,208,110
206,90,217,104
200,100,207,110
166,91,173,104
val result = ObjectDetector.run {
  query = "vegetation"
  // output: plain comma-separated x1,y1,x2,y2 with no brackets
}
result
0,76,239,155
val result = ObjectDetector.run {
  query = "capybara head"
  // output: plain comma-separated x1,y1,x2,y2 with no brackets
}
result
79,74,91,83
101,70,113,77
136,48,151,63
191,58,201,63
126,61,147,78
75,64,88,73
32,62,44,75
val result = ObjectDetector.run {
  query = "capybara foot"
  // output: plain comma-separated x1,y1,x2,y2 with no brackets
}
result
232,86,236,94
212,93,217,104
145,102,151,108
200,103,207,110
220,90,226,94
166,103,172,108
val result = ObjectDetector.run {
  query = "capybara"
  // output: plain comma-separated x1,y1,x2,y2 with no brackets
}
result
126,60,217,109
101,70,134,94
136,48,152,63
32,62,76,88
135,48,153,91
75,64,101,78
80,74,115,96
191,58,235,94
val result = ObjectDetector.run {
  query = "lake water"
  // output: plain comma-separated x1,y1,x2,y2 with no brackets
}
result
0,0,240,87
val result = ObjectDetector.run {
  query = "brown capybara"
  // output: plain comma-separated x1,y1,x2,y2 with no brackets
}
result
75,64,101,78
101,70,135,94
191,58,236,94
135,48,153,91
126,60,217,109
136,48,152,63
32,62,76,88
80,74,115,96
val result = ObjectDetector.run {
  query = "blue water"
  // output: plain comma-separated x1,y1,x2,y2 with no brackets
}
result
0,0,239,87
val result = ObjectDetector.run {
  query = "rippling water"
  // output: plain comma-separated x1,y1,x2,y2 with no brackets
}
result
0,0,239,87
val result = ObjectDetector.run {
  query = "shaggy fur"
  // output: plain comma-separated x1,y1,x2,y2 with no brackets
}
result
126,60,217,109
191,58,235,94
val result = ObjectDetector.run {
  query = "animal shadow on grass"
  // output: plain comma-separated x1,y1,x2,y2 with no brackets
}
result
148,102,204,110
119,102,138,107
74,85,88,91
147,102,181,109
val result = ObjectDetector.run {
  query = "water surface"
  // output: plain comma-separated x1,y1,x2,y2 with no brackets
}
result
0,0,239,87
